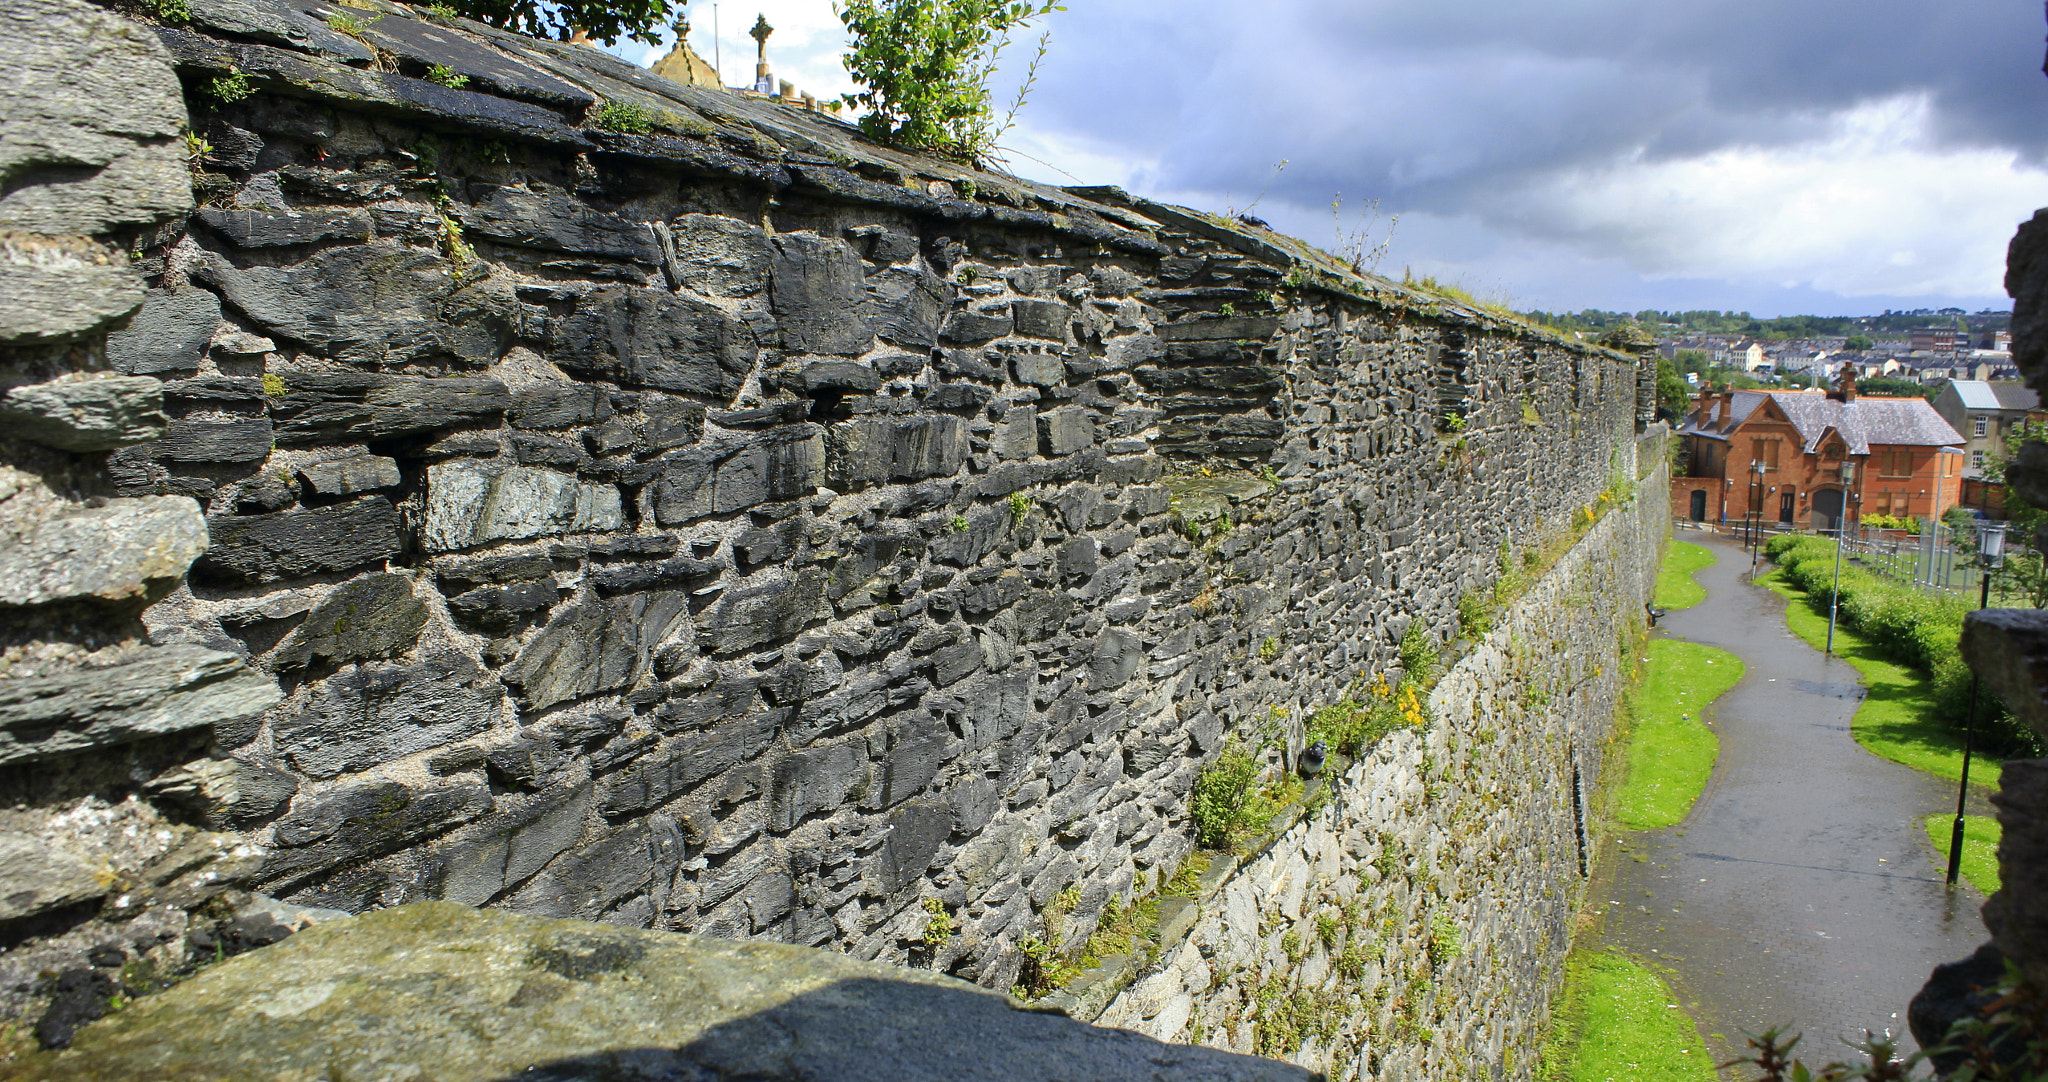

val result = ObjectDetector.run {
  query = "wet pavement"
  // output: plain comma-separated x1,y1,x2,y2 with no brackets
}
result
1593,534,1991,1063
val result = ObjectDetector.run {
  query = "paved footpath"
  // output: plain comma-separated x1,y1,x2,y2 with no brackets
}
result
1594,534,1990,1063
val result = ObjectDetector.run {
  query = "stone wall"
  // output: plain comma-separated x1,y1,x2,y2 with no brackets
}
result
0,0,1658,1055
1093,444,1667,1080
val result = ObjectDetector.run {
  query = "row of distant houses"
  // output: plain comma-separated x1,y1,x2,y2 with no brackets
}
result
1660,334,2017,385
1669,370,2042,530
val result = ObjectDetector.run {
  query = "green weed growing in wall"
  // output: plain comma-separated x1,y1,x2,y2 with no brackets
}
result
203,68,254,104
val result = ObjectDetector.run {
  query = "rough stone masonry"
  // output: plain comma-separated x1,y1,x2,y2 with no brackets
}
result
0,0,1660,1072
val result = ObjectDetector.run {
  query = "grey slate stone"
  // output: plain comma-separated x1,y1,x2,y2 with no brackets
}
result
941,307,1012,345
460,187,658,264
272,573,429,670
0,0,190,236
1011,352,1066,388
695,569,828,656
193,245,517,364
422,460,624,552
0,834,107,921
194,208,372,248
104,288,220,375
0,644,282,766
510,384,614,430
769,232,873,355
0,373,165,451
272,653,503,778
1038,408,1095,456
261,777,493,887
152,416,275,463
1011,300,1072,341
298,455,402,497
644,428,825,526
194,497,403,584
549,285,756,398
0,234,144,345
669,213,772,297
866,263,946,350
509,592,686,711
826,415,969,490
269,372,511,444
0,495,206,607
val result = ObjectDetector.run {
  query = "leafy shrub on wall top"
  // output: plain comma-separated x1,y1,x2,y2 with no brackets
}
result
429,0,675,46
837,0,1061,159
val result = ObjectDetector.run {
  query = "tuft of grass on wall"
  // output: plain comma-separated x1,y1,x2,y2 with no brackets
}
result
1653,541,1713,611
1613,639,1743,831
1922,814,2002,896
1536,951,1719,1082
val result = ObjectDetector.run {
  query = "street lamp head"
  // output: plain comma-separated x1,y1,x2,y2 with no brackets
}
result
1841,461,1857,484
1979,521,2009,569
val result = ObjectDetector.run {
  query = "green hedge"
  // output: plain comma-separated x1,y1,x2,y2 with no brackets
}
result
1765,535,2039,755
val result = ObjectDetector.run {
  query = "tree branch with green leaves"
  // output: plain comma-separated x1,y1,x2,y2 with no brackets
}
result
836,0,1062,161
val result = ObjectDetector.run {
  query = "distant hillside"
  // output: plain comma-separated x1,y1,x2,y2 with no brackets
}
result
1524,307,2012,341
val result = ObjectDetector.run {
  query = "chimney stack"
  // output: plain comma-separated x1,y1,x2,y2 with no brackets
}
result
1837,365,1858,403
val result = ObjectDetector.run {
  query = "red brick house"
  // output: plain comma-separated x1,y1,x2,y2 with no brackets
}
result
1670,370,1966,531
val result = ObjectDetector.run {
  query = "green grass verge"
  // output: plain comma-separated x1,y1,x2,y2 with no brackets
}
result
1757,569,1997,791
1614,639,1744,830
1922,813,2002,896
1536,950,1719,1082
1655,541,1714,611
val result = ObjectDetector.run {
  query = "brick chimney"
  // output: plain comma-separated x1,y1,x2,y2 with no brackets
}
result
1836,365,1858,403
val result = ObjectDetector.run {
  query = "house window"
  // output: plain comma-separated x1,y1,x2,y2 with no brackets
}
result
1754,439,1780,472
1878,448,1911,477
1973,450,1987,470
1975,417,1988,437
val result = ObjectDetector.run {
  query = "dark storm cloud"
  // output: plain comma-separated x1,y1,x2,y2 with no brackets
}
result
1016,0,2048,214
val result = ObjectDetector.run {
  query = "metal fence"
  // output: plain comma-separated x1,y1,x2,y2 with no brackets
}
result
1675,517,1985,597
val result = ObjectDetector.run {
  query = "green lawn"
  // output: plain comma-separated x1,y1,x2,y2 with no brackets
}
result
1655,541,1715,611
1922,813,2002,896
1756,569,1997,792
1536,951,1719,1082
1614,639,1745,830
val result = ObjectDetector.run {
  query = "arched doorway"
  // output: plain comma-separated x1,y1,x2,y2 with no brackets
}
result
1812,488,1844,533
1689,489,1707,521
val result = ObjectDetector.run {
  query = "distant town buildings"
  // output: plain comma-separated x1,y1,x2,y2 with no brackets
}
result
1671,369,1966,530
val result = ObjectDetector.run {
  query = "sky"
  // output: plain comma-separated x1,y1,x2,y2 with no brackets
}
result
608,1,2048,318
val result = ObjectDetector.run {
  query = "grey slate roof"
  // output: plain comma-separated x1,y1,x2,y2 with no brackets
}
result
1681,390,1963,454
1994,383,2042,411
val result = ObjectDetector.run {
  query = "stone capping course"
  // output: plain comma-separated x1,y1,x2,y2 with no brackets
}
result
146,0,1627,355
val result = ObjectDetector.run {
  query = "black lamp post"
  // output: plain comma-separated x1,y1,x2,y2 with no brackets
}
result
1947,519,2007,887
1750,459,1766,571
1826,459,1857,657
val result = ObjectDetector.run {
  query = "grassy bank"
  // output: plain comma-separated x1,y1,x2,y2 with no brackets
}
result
1613,639,1744,830
1655,541,1714,611
1536,951,1719,1082
1922,814,2002,896
1757,569,1996,791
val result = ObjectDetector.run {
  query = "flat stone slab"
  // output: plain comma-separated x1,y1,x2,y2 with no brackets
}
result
17,901,1313,1082
0,643,281,765
0,496,204,607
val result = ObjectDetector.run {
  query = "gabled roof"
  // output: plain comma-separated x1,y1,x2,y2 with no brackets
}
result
1948,380,2002,410
1680,390,1963,454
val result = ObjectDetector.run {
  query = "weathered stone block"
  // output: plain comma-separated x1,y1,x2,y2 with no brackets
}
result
459,186,658,264
0,834,107,921
769,232,872,355
262,777,493,887
1012,299,1072,341
510,384,614,430
269,372,511,444
867,263,945,350
195,497,403,584
195,246,517,364
152,416,275,463
0,644,281,765
422,460,624,552
695,569,829,656
1038,408,1095,456
272,573,429,670
1011,352,1067,388
0,495,206,607
195,207,371,248
825,415,968,490
273,653,503,778
0,372,165,451
549,285,756,398
105,287,219,374
644,427,825,526
942,307,1012,344
670,213,772,297
298,455,402,497
509,591,687,712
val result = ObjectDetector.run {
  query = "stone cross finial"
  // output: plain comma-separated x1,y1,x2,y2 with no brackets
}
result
750,13,772,58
